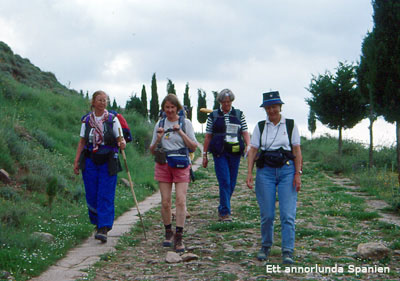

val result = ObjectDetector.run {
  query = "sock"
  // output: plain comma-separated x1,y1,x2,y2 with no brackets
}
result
176,226,183,234
164,224,172,231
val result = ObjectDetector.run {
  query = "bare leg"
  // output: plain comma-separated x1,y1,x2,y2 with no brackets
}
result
175,182,188,227
159,182,173,225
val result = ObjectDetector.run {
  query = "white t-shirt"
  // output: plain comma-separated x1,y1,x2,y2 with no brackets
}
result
250,115,300,151
151,118,197,151
80,115,122,144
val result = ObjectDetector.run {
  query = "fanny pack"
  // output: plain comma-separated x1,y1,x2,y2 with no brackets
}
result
256,149,295,168
224,142,241,155
166,148,190,169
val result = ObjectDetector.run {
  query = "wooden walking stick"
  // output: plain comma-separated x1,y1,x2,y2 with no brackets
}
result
118,129,147,240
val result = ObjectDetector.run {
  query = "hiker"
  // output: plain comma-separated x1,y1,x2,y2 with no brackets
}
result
149,94,198,253
246,91,302,264
73,90,126,243
202,89,250,222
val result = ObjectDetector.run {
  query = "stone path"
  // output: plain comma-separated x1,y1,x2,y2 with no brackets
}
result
324,173,400,227
31,158,202,281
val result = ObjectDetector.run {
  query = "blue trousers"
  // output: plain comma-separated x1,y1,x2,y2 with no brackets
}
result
82,158,117,229
213,152,241,216
255,160,297,253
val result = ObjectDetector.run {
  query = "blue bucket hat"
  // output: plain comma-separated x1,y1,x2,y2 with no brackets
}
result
259,91,284,107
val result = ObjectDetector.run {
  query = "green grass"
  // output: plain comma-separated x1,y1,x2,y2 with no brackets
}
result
0,64,157,280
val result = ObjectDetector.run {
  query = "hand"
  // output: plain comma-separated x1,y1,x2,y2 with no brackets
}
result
118,138,126,150
156,127,165,140
246,174,253,189
172,124,181,132
202,156,208,168
73,162,80,175
293,174,301,192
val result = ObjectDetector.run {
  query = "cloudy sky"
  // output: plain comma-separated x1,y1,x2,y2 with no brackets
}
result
0,0,396,146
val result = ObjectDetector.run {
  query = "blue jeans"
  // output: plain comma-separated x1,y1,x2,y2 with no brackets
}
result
82,157,117,229
213,152,241,216
255,160,297,253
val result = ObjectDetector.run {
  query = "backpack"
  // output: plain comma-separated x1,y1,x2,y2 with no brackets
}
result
210,108,242,127
258,118,294,150
81,110,132,142
158,107,187,133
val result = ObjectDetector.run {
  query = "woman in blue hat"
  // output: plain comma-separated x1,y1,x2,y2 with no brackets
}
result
246,91,302,264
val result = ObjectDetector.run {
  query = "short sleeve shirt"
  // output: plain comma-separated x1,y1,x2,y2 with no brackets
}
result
150,118,197,151
250,115,300,151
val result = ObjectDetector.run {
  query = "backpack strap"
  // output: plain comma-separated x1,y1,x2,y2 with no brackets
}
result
258,118,294,150
258,120,265,148
286,118,294,149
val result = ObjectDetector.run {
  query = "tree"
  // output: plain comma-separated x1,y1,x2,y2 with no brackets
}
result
140,84,148,118
183,82,192,120
372,0,400,183
306,62,365,155
357,31,378,169
307,108,317,138
150,73,159,121
110,98,118,111
212,91,219,110
197,89,207,132
125,94,147,116
167,79,176,95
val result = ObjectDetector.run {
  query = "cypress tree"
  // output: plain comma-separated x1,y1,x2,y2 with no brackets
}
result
150,73,159,121
183,82,192,120
141,84,148,118
212,91,219,109
372,0,400,183
167,79,176,95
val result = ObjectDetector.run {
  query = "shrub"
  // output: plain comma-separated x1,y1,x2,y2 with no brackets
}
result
33,129,55,151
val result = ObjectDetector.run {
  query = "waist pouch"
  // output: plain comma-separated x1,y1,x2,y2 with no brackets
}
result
79,149,122,176
154,144,167,164
224,142,241,155
166,148,190,168
256,150,295,168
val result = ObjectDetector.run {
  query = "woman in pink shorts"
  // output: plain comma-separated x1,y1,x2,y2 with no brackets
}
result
149,94,198,252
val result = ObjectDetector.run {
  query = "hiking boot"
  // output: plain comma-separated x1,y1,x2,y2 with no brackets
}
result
95,227,108,243
257,246,270,261
218,214,232,222
174,232,185,253
282,251,294,264
163,229,174,247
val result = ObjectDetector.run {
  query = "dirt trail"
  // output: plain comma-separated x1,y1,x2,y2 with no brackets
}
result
88,162,400,281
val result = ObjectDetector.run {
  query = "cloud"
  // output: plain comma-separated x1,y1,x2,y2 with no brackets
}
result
2,0,391,144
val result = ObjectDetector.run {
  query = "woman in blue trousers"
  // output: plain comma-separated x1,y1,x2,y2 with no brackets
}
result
74,90,126,243
246,91,302,264
203,89,250,222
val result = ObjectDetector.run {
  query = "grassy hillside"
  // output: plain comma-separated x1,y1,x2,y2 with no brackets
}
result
0,41,156,280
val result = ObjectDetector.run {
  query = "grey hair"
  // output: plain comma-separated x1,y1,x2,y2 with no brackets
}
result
217,89,235,102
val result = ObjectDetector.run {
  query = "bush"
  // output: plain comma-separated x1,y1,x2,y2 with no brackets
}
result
33,129,55,151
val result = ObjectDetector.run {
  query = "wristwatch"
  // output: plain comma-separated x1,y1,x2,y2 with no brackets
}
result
203,152,207,157
295,170,302,175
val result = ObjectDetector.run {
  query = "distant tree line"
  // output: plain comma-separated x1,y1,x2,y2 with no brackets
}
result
306,0,400,183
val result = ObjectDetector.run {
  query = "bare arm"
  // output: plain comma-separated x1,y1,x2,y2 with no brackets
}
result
202,133,212,168
246,146,258,189
149,127,164,155
74,138,86,175
177,127,198,152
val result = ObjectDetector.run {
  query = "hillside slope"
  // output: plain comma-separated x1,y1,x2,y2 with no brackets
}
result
0,41,155,281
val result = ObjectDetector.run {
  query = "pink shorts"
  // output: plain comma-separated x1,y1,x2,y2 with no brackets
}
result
154,163,191,183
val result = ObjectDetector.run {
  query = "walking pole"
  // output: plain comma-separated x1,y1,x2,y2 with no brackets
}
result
118,129,147,240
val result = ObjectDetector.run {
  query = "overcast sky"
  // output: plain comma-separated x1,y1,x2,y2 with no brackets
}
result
0,0,396,146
